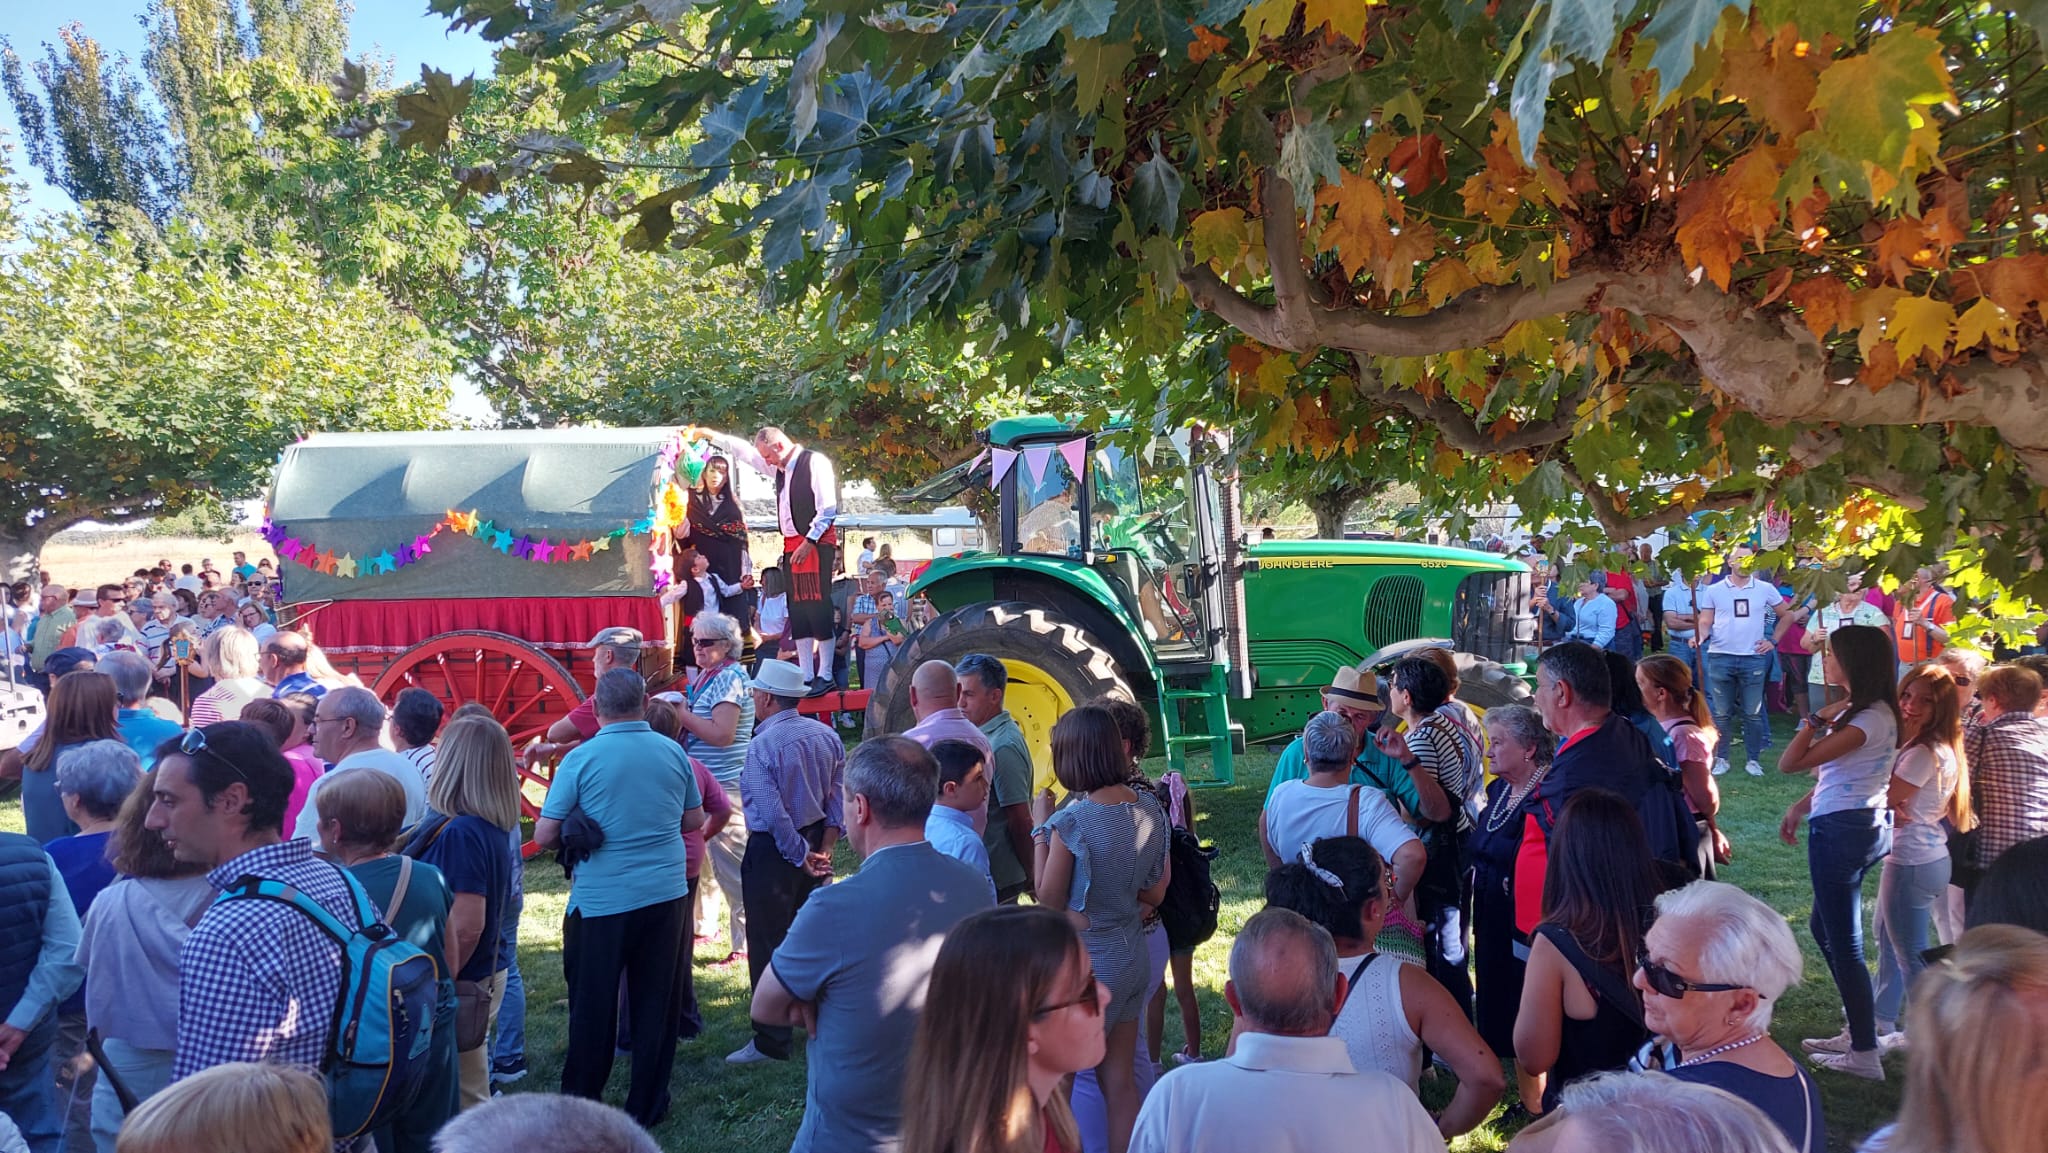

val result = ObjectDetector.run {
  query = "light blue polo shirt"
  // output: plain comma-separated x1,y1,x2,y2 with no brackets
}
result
540,720,702,917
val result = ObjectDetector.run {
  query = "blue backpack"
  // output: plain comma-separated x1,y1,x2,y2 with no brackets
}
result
215,864,440,1138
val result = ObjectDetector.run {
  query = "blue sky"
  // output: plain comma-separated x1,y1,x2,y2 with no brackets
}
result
0,0,498,218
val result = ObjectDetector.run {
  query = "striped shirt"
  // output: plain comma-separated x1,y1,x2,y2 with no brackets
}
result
175,840,359,1078
686,662,754,785
741,708,845,867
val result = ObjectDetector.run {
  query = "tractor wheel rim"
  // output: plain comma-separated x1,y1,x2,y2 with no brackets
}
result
999,658,1074,796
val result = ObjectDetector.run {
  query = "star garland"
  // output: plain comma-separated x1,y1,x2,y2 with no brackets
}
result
261,506,659,581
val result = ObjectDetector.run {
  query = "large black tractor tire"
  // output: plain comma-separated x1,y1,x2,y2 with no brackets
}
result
1454,652,1536,709
863,601,1137,740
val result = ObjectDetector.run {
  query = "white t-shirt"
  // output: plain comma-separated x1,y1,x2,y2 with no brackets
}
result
1811,706,1899,818
759,593,789,635
293,747,430,848
1889,743,1958,866
1264,781,1420,869
1808,602,1890,684
1698,577,1784,655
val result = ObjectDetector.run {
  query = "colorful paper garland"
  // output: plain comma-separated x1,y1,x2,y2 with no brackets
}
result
260,506,655,582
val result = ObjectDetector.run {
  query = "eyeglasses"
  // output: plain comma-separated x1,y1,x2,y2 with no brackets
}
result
179,727,254,785
1636,947,1755,1000
1033,973,1102,1019
690,638,722,649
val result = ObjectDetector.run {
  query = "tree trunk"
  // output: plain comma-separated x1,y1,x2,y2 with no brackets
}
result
1307,484,1375,539
0,525,52,586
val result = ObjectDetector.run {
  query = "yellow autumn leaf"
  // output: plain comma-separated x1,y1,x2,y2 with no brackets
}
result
1887,294,1956,362
1253,350,1297,396
1465,240,1510,284
1671,479,1708,509
1432,445,1463,480
1189,208,1250,270
1240,0,1297,42
1301,0,1375,41
1422,257,1481,306
1498,451,1536,484
1953,297,2019,352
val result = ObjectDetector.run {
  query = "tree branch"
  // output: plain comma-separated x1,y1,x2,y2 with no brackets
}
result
1350,354,1593,453
1789,429,1931,511
1556,458,1762,539
1180,173,1616,358
1606,264,2048,486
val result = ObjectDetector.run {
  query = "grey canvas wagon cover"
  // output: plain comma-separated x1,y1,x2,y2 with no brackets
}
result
268,427,676,601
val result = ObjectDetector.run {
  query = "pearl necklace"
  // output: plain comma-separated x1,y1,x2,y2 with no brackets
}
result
1485,762,1550,833
1675,1033,1767,1068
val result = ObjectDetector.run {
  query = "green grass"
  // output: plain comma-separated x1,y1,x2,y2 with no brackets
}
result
3,710,1901,1151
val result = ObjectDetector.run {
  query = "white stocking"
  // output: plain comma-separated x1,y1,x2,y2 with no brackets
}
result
795,637,819,681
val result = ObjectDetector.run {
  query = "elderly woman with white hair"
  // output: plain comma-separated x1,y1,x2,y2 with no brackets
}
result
1510,1071,1794,1153
1630,881,1824,1152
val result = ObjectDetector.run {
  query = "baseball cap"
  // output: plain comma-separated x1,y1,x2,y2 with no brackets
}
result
46,647,99,678
586,626,644,648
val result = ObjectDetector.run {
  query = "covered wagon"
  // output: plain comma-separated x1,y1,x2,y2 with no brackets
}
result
265,427,703,839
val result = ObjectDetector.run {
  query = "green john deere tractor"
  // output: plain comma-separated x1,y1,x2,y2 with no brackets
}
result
864,416,1535,787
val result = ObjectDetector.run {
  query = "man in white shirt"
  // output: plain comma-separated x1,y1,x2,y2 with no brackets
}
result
293,686,428,847
1694,548,1785,777
1131,908,1445,1153
704,426,840,694
1260,712,1424,901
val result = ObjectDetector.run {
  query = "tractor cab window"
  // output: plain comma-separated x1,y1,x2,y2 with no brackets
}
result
1015,452,1082,558
1091,442,1201,650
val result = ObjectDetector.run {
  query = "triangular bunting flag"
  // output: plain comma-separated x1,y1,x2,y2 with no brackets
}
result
989,448,1018,488
1056,437,1088,481
1021,445,1055,487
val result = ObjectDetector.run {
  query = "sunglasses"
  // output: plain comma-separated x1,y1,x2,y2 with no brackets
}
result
1636,947,1755,1000
1033,972,1102,1019
179,727,255,785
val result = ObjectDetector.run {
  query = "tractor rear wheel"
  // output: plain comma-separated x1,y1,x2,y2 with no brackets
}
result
1453,652,1535,709
864,601,1136,778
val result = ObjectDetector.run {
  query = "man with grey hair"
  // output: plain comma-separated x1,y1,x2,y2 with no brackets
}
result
534,626,647,761
292,685,428,845
260,631,325,700
1260,712,1425,900
730,660,845,1066
954,653,1036,902
752,736,990,1153
1132,907,1445,1153
99,650,183,767
536,668,704,1126
431,1091,661,1153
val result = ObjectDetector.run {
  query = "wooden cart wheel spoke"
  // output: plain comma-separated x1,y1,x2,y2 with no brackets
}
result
371,631,584,860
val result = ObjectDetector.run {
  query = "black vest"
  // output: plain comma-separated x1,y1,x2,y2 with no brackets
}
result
0,833,55,1023
775,448,831,538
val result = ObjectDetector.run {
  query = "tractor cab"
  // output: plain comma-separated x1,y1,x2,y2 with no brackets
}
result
890,417,1251,781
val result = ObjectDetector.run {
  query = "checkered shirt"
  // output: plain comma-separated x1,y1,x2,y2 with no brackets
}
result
1965,712,2048,868
173,839,362,1079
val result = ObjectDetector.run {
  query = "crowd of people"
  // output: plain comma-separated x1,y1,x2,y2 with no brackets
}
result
4,493,2048,1153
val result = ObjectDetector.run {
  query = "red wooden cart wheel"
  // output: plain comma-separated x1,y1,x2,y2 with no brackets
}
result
370,630,585,858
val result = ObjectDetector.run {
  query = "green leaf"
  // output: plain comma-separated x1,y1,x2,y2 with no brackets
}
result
1549,0,1622,66
1276,119,1342,212
1807,27,1953,182
1642,0,1750,106
1129,141,1184,236
1067,35,1133,116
